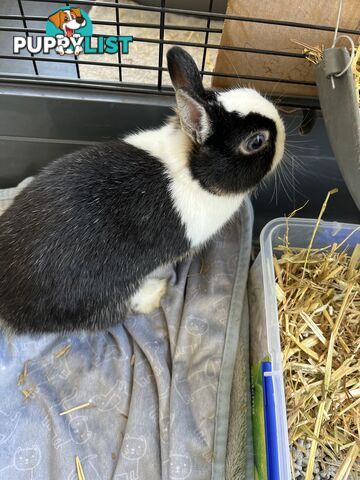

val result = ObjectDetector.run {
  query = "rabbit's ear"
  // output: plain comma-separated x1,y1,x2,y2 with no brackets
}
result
167,47,205,97
175,90,211,144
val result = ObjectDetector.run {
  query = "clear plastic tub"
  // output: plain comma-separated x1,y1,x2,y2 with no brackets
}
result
251,217,360,480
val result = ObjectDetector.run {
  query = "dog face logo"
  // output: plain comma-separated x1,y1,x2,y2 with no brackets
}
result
46,6,91,55
48,8,86,38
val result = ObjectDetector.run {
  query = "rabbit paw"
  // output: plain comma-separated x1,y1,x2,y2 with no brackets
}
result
130,278,167,314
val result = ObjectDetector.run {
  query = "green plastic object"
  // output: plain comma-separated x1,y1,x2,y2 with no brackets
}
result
251,357,269,480
316,47,360,211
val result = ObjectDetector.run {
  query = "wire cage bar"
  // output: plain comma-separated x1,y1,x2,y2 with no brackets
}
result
0,0,359,107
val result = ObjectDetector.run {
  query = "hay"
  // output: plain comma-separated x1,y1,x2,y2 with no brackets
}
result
352,46,360,105
59,402,95,416
275,193,360,479
54,344,71,358
21,386,36,400
17,361,28,386
75,455,86,480
292,40,324,65
292,39,360,105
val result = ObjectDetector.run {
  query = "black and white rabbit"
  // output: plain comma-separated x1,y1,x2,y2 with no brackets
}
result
0,47,285,334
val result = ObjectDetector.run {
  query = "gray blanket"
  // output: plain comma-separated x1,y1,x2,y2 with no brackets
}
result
0,182,253,480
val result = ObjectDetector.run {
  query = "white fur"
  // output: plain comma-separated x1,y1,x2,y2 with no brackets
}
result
217,88,285,170
124,124,244,247
130,278,167,314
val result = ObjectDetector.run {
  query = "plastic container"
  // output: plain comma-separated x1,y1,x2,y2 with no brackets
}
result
250,217,360,480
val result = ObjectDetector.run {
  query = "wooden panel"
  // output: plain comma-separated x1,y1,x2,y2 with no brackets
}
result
213,0,360,96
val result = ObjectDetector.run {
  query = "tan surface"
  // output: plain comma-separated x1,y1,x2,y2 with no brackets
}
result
213,0,360,96
80,0,223,89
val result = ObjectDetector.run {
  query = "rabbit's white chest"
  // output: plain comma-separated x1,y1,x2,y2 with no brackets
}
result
124,125,244,247
169,170,244,246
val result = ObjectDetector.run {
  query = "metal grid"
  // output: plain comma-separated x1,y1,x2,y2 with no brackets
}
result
1,0,359,104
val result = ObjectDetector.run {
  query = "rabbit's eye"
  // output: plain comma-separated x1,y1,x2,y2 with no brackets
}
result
240,130,269,155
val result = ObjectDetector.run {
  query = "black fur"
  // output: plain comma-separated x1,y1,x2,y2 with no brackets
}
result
0,141,189,333
190,110,277,194
167,46,205,97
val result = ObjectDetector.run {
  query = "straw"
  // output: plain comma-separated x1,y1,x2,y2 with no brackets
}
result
302,188,338,280
305,400,327,480
334,443,360,480
17,361,28,386
293,39,360,105
54,344,71,358
351,45,360,104
275,192,360,478
59,402,96,416
21,386,35,400
75,455,86,480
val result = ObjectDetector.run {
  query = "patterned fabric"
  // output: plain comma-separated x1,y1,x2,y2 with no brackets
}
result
0,180,253,480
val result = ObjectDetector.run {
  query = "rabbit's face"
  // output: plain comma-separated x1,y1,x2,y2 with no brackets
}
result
167,47,285,195
188,87,285,194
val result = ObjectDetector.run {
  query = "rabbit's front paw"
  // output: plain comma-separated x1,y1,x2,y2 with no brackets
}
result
130,278,167,315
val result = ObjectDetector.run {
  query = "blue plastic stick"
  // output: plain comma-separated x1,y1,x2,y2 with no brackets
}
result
262,361,280,480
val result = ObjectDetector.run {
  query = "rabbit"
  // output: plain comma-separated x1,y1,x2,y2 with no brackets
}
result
0,46,285,334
